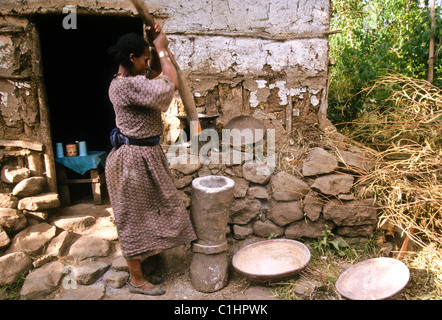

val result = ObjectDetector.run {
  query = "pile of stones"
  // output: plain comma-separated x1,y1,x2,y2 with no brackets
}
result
171,146,378,242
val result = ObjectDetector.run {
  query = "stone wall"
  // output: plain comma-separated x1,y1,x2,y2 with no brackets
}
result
169,140,378,242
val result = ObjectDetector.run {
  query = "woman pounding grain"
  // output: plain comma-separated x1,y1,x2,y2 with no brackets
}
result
106,21,196,296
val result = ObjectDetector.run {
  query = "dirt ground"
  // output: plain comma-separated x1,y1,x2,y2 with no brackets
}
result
45,199,281,301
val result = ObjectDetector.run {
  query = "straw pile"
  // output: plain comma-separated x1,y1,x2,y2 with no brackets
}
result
345,73,442,293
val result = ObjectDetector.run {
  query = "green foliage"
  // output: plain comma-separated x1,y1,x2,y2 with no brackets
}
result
328,0,442,125
312,225,349,257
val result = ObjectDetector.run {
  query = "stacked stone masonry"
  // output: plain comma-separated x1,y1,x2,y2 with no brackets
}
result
170,146,378,242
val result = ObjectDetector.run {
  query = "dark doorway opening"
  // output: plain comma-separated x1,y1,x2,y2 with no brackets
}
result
33,14,143,203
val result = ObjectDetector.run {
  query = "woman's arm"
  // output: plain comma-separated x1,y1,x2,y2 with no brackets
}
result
153,32,179,90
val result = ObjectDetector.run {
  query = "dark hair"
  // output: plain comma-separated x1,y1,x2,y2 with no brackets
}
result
108,33,148,69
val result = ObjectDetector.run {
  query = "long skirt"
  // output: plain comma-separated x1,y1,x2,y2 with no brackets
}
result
105,143,196,258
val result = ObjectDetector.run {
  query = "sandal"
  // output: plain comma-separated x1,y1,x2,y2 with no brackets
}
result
127,279,165,296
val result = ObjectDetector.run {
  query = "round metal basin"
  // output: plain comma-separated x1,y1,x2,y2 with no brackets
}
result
336,257,410,300
232,239,311,284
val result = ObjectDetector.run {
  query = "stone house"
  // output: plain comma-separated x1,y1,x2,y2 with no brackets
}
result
0,0,377,247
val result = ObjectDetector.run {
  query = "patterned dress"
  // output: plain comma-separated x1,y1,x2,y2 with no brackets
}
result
106,74,196,258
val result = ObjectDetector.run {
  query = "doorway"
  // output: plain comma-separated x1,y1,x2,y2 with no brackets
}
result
33,13,143,202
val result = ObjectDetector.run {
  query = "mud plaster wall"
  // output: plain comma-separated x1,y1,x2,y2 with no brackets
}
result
0,0,331,152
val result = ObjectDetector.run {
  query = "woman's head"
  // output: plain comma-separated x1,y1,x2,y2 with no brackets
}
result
108,33,150,75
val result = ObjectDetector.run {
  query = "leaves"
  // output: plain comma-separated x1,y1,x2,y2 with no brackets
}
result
329,0,442,125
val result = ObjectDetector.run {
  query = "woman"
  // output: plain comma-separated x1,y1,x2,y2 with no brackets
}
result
106,22,196,296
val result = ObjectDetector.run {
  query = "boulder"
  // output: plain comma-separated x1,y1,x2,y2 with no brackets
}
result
6,223,57,256
337,149,371,173
303,191,324,221
311,174,354,196
174,175,193,189
230,198,261,225
23,210,50,221
12,176,46,198
285,218,335,239
232,224,253,240
0,252,33,286
270,171,309,201
111,255,129,272
74,260,110,285
45,231,77,257
247,185,270,200
0,193,19,209
269,200,303,226
1,166,30,184
0,227,10,249
18,193,61,211
242,161,272,184
170,154,202,175
336,224,376,237
68,236,111,261
52,215,96,233
0,208,27,233
253,220,285,238
103,269,129,289
20,261,64,300
232,177,249,198
302,147,338,176
323,198,378,226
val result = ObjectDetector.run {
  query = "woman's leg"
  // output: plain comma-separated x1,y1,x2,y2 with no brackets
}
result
126,259,157,290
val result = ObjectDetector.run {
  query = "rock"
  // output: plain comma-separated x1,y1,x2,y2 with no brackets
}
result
311,174,354,196
232,224,253,240
112,255,129,272
89,217,118,241
336,224,376,237
75,260,110,285
252,220,285,238
270,171,309,201
18,193,61,211
302,147,338,176
285,218,335,239
0,226,10,248
103,269,129,289
170,154,202,175
247,185,270,200
0,208,27,233
303,191,323,221
1,166,30,184
12,176,46,198
337,149,371,173
0,193,19,209
45,231,76,257
338,193,355,201
20,261,64,300
242,161,272,184
23,210,50,221
230,198,261,225
269,200,303,226
54,283,106,300
33,254,56,268
232,177,249,198
52,215,96,233
323,198,378,226
68,236,111,261
174,175,193,189
0,252,33,286
6,223,57,256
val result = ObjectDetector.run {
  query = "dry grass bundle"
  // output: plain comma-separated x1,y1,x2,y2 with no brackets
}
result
345,73,442,296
